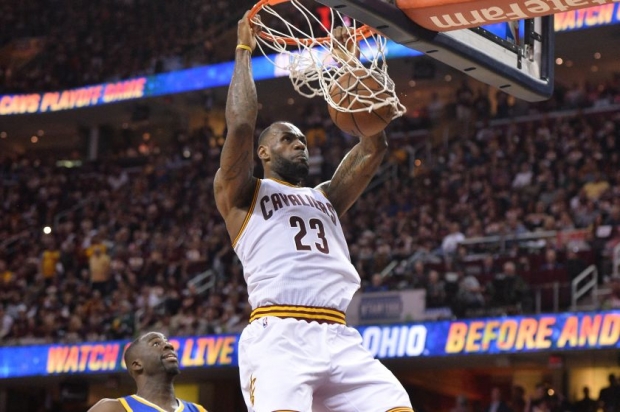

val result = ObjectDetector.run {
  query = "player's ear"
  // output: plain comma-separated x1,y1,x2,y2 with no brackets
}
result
131,359,143,374
257,145,270,161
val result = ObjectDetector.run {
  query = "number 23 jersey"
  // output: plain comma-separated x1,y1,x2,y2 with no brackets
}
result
233,178,360,312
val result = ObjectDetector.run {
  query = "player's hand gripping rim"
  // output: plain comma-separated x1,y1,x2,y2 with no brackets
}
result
237,11,261,52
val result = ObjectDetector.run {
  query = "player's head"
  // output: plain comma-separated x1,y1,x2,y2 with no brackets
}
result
258,121,309,184
124,332,180,381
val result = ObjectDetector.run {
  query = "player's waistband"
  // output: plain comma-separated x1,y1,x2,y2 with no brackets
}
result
250,305,346,325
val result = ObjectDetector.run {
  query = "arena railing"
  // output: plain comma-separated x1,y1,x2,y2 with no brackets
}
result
571,264,599,311
187,269,216,296
365,162,398,193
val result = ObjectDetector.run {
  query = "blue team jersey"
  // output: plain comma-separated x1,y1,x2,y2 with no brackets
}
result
118,395,207,412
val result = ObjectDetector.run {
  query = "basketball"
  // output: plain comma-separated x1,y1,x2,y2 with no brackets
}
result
328,70,395,137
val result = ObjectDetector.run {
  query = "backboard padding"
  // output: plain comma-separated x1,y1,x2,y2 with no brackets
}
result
315,0,554,101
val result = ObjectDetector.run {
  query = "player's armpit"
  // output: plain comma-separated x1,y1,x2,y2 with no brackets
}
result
87,398,126,412
314,180,331,196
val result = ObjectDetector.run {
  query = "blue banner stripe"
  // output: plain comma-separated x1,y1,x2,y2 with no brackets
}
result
1,311,618,379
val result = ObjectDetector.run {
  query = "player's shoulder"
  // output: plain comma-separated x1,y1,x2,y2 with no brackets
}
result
87,398,126,412
184,400,208,412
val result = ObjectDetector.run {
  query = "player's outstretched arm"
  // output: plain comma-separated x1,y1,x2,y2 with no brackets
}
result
316,27,388,216
214,11,259,234
87,398,126,412
316,131,387,217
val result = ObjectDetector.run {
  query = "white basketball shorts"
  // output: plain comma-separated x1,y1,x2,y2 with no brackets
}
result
238,314,413,412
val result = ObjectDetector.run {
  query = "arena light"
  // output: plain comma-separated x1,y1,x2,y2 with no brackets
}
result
43,226,52,234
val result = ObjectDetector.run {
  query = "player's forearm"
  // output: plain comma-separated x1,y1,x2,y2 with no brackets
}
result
359,131,388,159
225,49,257,130
326,132,388,215
220,49,257,176
342,132,388,182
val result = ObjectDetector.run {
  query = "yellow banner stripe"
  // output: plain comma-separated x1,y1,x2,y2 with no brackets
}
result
386,408,414,412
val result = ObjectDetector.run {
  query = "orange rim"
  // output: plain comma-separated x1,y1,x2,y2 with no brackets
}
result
248,0,374,46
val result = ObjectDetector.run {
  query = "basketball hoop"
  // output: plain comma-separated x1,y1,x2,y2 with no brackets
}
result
248,0,406,119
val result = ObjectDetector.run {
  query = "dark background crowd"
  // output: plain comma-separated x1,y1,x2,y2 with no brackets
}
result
1,93,620,345
0,0,262,93
0,0,619,352
1,2,620,412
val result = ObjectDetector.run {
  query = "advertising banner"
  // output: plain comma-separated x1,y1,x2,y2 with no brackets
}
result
1,311,618,379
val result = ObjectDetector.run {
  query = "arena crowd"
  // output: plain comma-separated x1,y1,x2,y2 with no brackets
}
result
1,85,620,345
0,0,259,93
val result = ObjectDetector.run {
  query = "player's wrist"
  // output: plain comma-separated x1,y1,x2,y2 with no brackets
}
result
236,44,253,53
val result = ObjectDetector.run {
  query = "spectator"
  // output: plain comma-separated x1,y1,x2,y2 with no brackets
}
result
0,305,13,340
451,395,473,412
486,261,531,313
485,387,513,412
0,259,13,286
455,80,474,124
408,260,428,289
454,271,485,316
474,88,491,121
598,374,620,412
510,385,527,412
495,90,512,118
479,254,497,280
603,205,620,227
365,273,389,293
527,383,550,412
583,172,610,201
40,240,60,286
441,222,466,256
425,270,447,309
573,386,597,412
539,249,564,272
565,248,589,281
427,92,445,124
88,244,112,295
513,163,534,189
600,277,620,309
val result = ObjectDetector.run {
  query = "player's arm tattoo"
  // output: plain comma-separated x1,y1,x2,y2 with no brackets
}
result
214,49,258,215
320,131,387,217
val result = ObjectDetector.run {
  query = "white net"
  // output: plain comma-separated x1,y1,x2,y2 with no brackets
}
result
250,0,406,119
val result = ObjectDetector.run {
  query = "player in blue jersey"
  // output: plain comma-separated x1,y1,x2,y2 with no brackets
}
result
88,332,208,412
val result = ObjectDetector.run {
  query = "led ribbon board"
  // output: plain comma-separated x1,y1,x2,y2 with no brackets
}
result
1,311,618,379
0,42,418,117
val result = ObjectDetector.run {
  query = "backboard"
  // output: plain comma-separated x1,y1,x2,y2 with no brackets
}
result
315,0,555,102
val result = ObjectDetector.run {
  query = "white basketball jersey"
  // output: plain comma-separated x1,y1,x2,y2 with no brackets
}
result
233,178,360,312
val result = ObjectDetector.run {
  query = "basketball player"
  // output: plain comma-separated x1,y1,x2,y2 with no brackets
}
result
88,332,207,412
213,10,413,412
